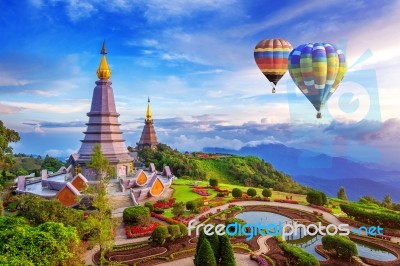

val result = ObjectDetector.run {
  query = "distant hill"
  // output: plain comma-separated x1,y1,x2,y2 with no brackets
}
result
139,144,309,194
204,144,400,201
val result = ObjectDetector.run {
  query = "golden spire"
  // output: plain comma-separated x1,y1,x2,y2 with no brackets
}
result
96,41,111,80
146,97,152,121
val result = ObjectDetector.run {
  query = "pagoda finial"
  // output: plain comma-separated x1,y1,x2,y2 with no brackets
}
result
100,41,107,55
96,41,111,80
146,97,152,122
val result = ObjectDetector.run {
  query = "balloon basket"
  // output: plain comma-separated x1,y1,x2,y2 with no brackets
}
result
316,112,322,119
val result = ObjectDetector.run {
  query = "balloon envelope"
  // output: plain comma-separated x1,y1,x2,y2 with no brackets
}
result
288,43,347,117
254,38,292,93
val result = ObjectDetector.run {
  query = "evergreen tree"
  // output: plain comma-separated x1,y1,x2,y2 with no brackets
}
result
206,232,220,263
337,186,348,200
382,194,393,209
85,144,115,266
195,238,217,266
219,234,236,266
194,230,206,265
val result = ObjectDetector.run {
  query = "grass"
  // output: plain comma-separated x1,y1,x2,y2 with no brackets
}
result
193,158,241,185
171,178,307,205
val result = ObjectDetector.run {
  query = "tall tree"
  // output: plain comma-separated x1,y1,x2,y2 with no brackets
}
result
219,234,236,266
382,194,393,209
0,121,20,169
195,238,217,266
337,186,348,200
86,144,115,266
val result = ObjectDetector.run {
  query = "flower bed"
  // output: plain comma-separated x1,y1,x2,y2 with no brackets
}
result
309,204,332,213
151,212,182,225
191,188,210,196
199,206,211,213
229,198,270,203
273,199,299,204
172,215,195,225
250,254,270,266
213,187,229,193
153,198,175,209
125,223,157,238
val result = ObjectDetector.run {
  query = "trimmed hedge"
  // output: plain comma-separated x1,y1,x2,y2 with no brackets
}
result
167,224,181,240
123,206,151,226
151,226,169,245
340,202,400,228
322,235,357,261
279,243,319,266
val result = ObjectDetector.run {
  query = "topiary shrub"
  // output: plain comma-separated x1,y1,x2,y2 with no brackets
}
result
123,206,150,226
262,188,272,198
306,190,327,206
247,188,257,197
144,202,154,212
151,226,169,245
280,243,319,266
322,235,357,261
232,188,242,198
209,178,218,187
153,207,165,214
167,224,181,240
178,223,188,237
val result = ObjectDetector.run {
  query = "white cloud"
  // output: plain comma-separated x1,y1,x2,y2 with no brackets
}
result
2,101,89,114
0,103,24,114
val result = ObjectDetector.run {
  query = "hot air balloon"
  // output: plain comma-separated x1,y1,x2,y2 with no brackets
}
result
254,38,292,93
288,43,347,118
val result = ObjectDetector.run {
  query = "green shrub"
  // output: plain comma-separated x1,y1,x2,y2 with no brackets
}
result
172,202,185,217
178,223,188,237
144,202,154,212
306,190,327,206
153,208,165,214
209,178,218,187
322,235,357,261
123,206,150,226
186,199,204,212
262,188,272,198
280,243,319,266
340,202,400,228
151,226,169,245
232,188,242,198
247,188,257,197
168,224,181,240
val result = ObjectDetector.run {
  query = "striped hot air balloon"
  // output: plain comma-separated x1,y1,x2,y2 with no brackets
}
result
288,43,347,118
254,38,292,93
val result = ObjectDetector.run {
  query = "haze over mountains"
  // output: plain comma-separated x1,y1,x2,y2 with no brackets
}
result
204,144,400,202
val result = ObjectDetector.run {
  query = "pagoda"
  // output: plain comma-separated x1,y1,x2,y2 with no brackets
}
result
136,97,159,151
68,42,134,179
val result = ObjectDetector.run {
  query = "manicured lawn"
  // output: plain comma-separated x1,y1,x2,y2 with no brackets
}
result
171,178,307,205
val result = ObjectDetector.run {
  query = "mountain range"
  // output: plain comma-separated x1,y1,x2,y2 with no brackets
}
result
204,144,400,202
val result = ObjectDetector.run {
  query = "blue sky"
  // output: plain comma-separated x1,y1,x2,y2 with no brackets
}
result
1,0,399,169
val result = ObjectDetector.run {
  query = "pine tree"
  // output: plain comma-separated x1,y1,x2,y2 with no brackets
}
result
194,230,206,265
195,238,217,266
219,234,236,266
382,194,393,209
206,232,220,263
86,144,116,266
337,186,348,200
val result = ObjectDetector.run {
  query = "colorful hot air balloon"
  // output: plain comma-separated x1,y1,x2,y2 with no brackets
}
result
254,38,292,93
288,43,347,118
